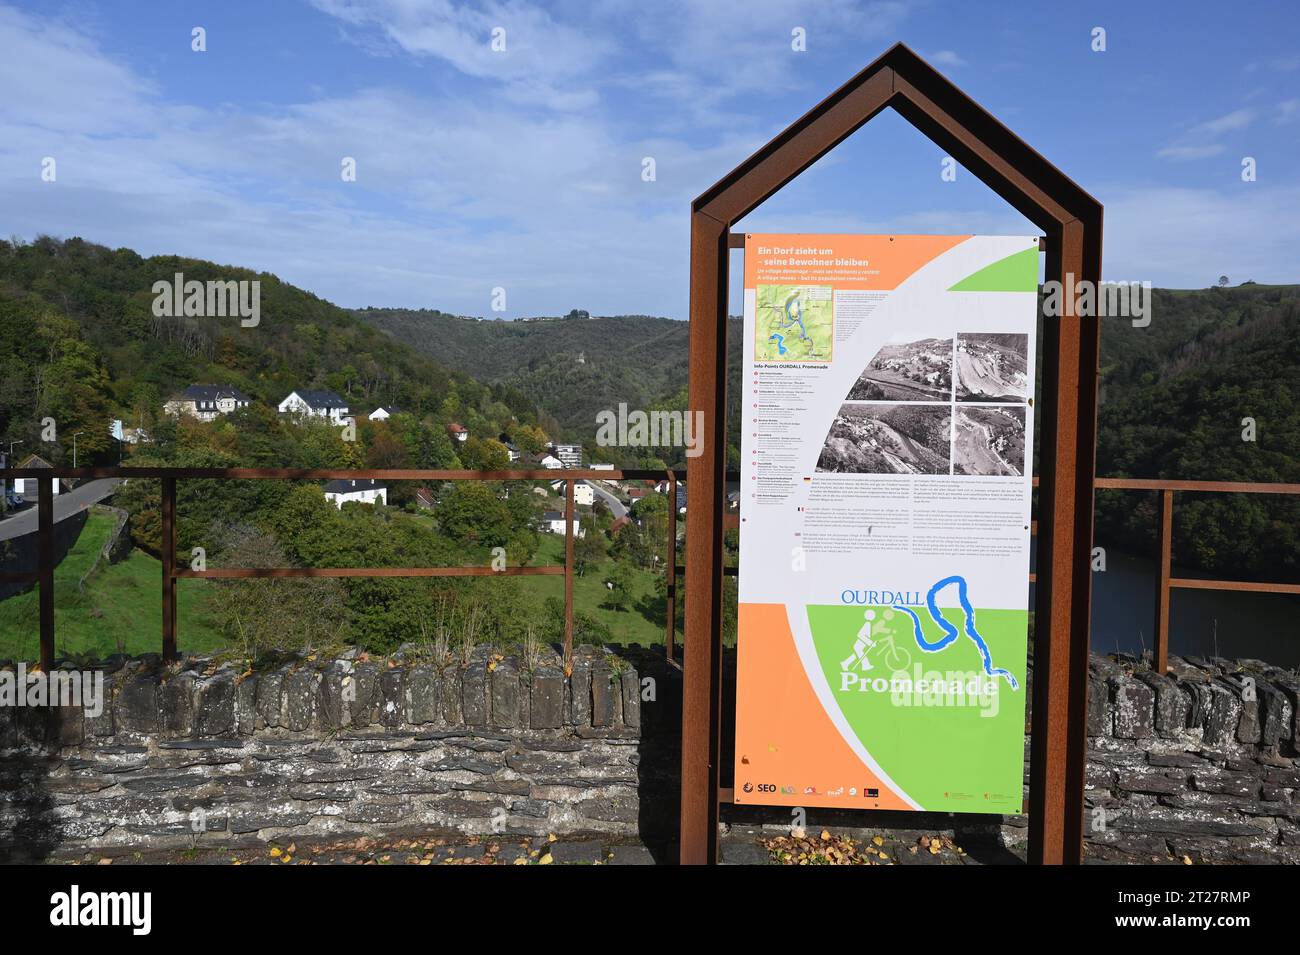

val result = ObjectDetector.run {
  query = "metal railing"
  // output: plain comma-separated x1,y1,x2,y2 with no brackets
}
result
0,466,681,671
3,467,1298,676
1091,477,1300,673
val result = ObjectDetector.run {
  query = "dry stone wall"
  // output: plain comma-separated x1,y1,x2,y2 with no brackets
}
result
1,646,1297,863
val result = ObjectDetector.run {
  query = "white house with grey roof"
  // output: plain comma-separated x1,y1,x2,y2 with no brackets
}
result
539,510,584,537
323,478,387,508
279,389,350,425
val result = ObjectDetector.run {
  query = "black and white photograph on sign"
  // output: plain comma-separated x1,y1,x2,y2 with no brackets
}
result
952,406,1027,477
954,333,1029,402
847,337,953,401
816,402,950,475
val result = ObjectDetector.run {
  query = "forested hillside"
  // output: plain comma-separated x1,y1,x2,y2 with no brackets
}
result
358,307,744,467
1093,284,1300,582
365,286,1300,582
0,236,543,465
0,237,565,655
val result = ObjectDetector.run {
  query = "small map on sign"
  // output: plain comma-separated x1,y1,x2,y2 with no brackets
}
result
755,284,833,362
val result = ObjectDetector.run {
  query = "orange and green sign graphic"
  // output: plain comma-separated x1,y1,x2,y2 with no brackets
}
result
736,234,1038,814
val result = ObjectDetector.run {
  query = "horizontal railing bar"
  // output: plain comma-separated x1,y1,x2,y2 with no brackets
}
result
1170,577,1300,595
0,467,680,481
675,565,738,577
175,566,565,579
9,469,1296,496
1094,477,1300,495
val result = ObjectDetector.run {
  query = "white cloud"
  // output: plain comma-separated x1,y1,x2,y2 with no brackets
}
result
929,50,967,68
307,0,611,110
1101,183,1300,288
1156,143,1227,161
1157,108,1255,161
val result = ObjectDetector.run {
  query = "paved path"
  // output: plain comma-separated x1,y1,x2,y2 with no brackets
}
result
588,480,628,519
0,478,122,542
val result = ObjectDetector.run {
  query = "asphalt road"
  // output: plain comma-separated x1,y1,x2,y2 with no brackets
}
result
587,480,628,519
0,477,123,541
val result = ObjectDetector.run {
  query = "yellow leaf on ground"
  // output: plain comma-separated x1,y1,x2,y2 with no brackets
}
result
270,847,282,858
539,853,553,865
872,836,883,846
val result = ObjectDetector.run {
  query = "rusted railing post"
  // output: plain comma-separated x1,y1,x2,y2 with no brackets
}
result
563,478,575,658
37,474,54,672
1154,489,1173,674
161,476,177,662
665,470,678,663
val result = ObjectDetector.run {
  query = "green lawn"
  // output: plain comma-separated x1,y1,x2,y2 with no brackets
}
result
516,532,669,647
0,510,225,662
0,508,670,661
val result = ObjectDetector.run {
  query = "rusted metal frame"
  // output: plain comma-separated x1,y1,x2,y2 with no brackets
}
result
685,43,1107,866
1171,578,1300,595
890,80,1075,229
37,476,54,672
161,476,178,663
696,71,895,224
0,467,667,482
1096,477,1300,495
1154,490,1174,674
675,565,738,577
681,209,730,865
1028,216,1102,866
176,566,565,579
564,478,575,660
666,469,678,665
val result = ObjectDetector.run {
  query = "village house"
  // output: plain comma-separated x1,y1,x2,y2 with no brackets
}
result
550,479,594,506
13,454,68,499
550,442,583,468
522,450,563,470
447,422,469,443
539,510,584,537
163,384,252,422
368,406,403,421
279,389,350,425
323,478,387,508
414,487,437,510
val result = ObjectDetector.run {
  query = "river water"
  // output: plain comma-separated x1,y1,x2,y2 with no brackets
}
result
1030,548,1300,670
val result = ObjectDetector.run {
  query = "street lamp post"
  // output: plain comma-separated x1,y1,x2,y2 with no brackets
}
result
0,439,21,517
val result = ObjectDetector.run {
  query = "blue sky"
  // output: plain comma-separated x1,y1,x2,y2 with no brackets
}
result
1,0,1297,319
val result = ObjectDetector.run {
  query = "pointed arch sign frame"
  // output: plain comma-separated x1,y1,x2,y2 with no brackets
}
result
681,43,1102,865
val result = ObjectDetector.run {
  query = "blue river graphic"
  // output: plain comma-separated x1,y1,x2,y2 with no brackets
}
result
783,292,810,341
891,575,1019,689
767,332,787,355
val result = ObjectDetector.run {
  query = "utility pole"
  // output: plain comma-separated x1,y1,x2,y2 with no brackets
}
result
72,431,84,469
